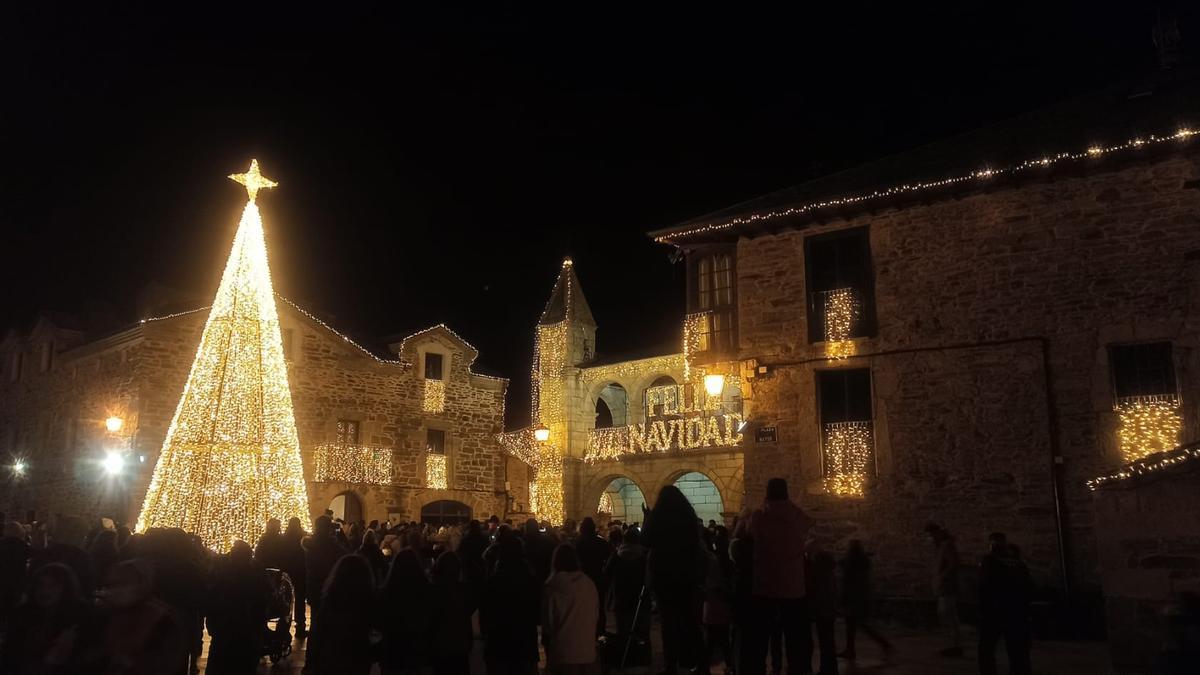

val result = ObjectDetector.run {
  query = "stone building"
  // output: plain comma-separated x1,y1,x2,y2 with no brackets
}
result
0,301,512,529
648,80,1200,601
500,258,747,527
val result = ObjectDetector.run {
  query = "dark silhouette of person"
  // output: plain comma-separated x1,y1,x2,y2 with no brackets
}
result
575,517,612,635
356,529,387,586
137,527,206,675
280,517,309,637
304,554,374,675
205,540,269,675
924,522,962,657
521,519,555,589
743,478,815,675
605,526,649,648
431,552,473,675
805,545,838,675
253,518,284,568
87,529,121,590
458,519,489,590
303,516,347,627
0,562,88,673
643,485,707,674
837,539,891,661
481,537,540,675
82,559,186,675
0,521,31,631
977,533,1032,675
377,548,434,675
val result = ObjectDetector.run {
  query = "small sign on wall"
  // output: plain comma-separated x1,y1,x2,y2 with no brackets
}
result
755,426,777,443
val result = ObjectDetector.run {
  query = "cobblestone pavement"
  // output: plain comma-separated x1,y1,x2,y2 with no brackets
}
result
199,612,1114,675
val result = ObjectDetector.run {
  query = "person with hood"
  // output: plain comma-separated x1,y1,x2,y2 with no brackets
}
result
303,516,347,626
0,562,88,674
923,522,962,657
205,540,269,675
280,517,308,637
744,478,815,675
430,552,473,675
575,517,612,635
304,554,374,675
357,529,387,586
481,537,540,675
377,549,434,675
977,533,1032,675
542,544,599,675
642,485,707,675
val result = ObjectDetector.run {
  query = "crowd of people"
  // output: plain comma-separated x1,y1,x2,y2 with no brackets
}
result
0,478,1038,675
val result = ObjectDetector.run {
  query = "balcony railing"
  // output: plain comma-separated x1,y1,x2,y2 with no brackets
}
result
313,443,393,485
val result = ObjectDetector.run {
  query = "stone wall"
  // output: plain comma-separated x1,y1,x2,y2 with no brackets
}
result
1092,464,1200,669
733,151,1200,596
0,306,511,532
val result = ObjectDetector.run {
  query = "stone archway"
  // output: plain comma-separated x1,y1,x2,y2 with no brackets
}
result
671,471,724,524
329,490,364,523
584,473,650,524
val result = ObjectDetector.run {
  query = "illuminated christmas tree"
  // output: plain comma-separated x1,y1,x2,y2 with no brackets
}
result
136,160,311,550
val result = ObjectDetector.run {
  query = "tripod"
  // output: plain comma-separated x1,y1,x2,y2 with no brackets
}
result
619,585,650,670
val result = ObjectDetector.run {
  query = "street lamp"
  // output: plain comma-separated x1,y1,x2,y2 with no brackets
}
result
704,373,726,397
12,460,26,477
105,416,124,433
533,425,550,443
101,451,125,477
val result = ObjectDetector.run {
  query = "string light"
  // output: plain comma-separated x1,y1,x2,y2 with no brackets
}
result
683,312,707,380
140,307,210,324
136,160,311,552
655,128,1199,243
313,443,392,485
425,453,447,489
1115,395,1181,463
822,288,859,360
580,354,686,384
528,479,539,515
423,379,446,413
597,491,613,515
822,421,873,496
1088,442,1200,490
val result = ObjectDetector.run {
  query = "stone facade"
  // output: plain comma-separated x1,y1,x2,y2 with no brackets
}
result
1092,454,1200,669
664,147,1200,599
0,304,510,530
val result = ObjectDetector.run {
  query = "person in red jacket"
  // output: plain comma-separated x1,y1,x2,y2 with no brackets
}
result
744,478,815,675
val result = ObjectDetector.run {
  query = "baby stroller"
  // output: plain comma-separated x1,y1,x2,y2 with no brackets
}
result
262,568,295,664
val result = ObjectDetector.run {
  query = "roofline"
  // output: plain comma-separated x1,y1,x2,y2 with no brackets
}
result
649,126,1200,245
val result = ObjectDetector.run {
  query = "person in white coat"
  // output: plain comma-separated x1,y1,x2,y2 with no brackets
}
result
542,543,600,675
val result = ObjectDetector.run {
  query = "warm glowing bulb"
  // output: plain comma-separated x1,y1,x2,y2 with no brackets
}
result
704,373,726,397
533,426,551,442
102,451,125,476
105,416,124,433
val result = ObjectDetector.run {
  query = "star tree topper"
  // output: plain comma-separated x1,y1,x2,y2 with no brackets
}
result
229,159,278,201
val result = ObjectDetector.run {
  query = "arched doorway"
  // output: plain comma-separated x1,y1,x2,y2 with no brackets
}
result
674,472,724,525
421,500,472,527
595,383,628,428
597,477,647,524
329,491,363,524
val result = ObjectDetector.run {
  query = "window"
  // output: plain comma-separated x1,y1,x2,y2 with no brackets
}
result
817,368,874,496
336,419,360,445
426,428,446,455
805,227,875,343
689,250,736,354
281,329,295,359
1110,343,1176,400
425,353,444,380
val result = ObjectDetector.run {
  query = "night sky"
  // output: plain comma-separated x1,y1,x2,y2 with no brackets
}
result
3,3,1193,426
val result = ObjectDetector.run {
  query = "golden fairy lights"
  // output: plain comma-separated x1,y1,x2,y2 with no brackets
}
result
313,443,392,485
1115,395,1181,463
597,491,613,515
823,288,859,360
1088,442,1200,490
425,453,447,489
683,312,707,379
655,127,1200,243
822,421,873,497
423,379,446,413
585,413,744,462
136,160,311,551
